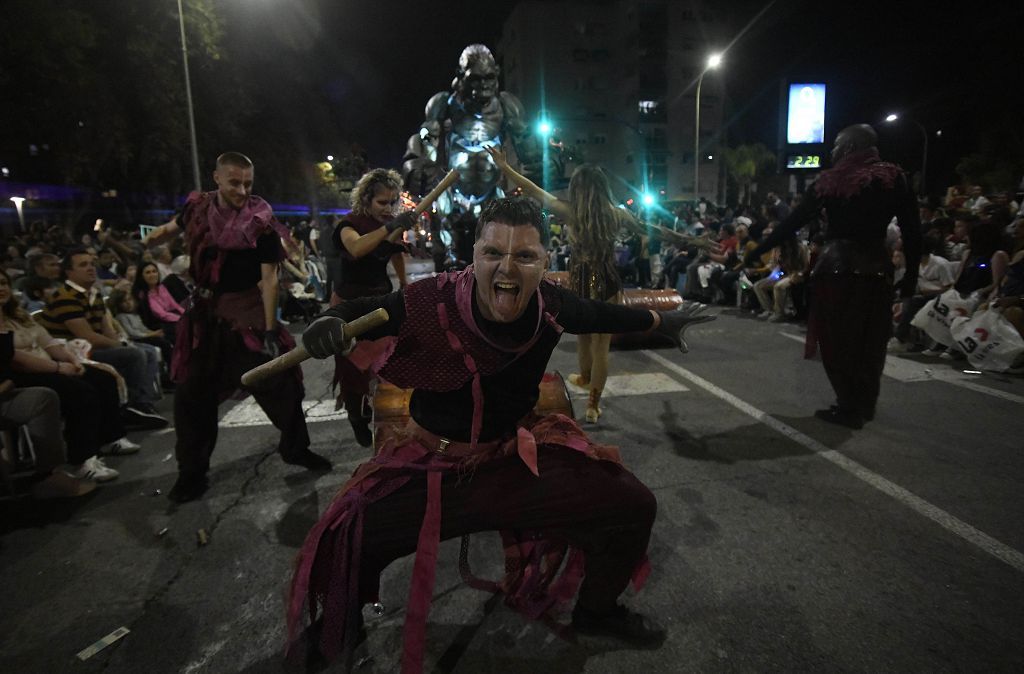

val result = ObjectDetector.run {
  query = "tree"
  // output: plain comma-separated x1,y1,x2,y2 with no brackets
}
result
722,143,776,206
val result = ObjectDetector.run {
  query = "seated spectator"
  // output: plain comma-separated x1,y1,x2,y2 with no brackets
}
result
94,248,122,288
14,253,62,311
133,262,184,345
976,215,1024,366
0,382,97,498
713,219,757,301
1,320,96,498
152,244,174,280
35,248,168,428
1,269,139,484
920,218,1009,358
683,224,734,302
753,236,809,321
889,234,956,352
108,288,174,381
162,255,193,305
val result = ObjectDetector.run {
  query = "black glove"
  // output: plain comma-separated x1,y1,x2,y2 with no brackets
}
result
655,304,717,353
386,211,417,234
301,316,352,359
262,329,281,359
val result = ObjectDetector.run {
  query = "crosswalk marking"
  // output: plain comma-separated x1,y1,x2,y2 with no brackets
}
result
566,372,688,398
219,398,348,428
778,331,1024,404
218,372,688,428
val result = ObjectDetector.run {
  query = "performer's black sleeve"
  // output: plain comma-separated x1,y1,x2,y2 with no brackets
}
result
320,291,406,339
752,184,823,258
894,175,922,298
553,285,656,334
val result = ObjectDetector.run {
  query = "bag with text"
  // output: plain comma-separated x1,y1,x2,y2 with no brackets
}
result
910,288,979,345
950,308,1024,372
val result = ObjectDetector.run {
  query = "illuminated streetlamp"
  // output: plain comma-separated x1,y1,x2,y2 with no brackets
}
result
884,112,928,195
10,196,26,231
176,0,201,193
695,53,722,199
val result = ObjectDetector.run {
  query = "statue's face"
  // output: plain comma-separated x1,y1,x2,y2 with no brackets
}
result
460,60,498,104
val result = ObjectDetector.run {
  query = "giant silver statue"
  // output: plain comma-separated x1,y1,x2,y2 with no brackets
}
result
403,44,558,216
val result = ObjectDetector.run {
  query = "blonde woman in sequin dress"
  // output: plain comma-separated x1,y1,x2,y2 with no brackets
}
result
486,146,635,422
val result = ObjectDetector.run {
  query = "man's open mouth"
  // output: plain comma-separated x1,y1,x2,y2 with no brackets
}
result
494,281,519,296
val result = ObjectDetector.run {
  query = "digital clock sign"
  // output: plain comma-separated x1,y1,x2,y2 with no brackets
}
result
787,154,821,169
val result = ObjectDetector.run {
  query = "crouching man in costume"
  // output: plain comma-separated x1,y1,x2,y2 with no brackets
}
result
146,152,330,503
287,197,715,671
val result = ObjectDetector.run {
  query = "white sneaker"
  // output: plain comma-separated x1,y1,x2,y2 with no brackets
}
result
67,456,119,482
922,345,946,356
104,437,141,455
887,338,910,353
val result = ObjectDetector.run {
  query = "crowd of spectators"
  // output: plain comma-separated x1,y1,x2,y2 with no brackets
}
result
0,216,330,499
889,187,1024,369
545,183,1023,352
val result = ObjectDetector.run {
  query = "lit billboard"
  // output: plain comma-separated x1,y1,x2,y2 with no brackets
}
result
786,83,826,144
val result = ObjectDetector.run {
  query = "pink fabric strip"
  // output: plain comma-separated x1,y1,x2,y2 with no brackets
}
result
400,470,443,674
516,427,539,476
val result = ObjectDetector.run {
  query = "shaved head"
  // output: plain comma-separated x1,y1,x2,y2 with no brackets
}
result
832,124,877,162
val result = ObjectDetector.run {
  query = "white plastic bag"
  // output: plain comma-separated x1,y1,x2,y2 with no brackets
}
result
910,288,979,345
951,308,1024,372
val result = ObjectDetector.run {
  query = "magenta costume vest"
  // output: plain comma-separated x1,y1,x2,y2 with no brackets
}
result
170,191,296,384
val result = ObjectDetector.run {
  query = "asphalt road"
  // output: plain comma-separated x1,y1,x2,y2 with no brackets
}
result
2,296,1022,673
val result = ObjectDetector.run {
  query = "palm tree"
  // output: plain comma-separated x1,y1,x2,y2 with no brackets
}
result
723,144,776,206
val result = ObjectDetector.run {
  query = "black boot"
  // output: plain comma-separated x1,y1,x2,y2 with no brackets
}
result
814,405,865,430
167,472,209,503
284,450,332,472
572,603,666,648
348,412,373,448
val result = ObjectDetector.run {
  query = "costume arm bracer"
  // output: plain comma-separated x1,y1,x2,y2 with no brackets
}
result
552,286,656,334
260,263,278,331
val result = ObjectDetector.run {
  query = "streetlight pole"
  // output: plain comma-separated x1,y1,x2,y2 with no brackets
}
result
885,113,928,196
694,53,722,200
177,0,202,193
9,197,25,232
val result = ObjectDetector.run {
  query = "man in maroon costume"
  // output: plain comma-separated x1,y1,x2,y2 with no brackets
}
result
146,152,330,503
288,197,715,671
745,124,922,429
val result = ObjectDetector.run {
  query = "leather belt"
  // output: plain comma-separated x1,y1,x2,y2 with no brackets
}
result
406,418,507,458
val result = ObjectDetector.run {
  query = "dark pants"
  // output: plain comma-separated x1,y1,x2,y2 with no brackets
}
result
10,368,125,464
173,325,310,479
359,446,657,612
813,275,892,418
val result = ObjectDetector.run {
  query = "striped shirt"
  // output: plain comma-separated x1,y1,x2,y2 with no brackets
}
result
36,281,107,339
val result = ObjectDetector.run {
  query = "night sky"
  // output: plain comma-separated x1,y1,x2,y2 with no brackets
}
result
220,0,1022,186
